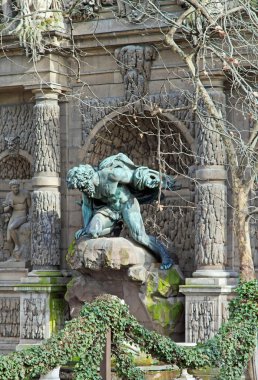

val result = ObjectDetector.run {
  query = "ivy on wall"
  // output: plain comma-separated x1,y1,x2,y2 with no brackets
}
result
0,280,257,380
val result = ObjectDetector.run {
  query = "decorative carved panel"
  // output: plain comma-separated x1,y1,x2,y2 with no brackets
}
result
21,296,47,340
0,298,20,338
188,298,215,343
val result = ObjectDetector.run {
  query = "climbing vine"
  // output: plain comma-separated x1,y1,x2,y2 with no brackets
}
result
0,281,256,380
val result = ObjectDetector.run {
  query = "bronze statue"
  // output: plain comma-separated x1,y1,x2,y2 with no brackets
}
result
0,180,31,260
67,153,179,270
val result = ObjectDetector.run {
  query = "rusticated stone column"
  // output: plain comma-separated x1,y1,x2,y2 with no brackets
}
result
193,81,229,277
194,170,227,276
16,89,68,352
31,90,61,269
180,79,238,344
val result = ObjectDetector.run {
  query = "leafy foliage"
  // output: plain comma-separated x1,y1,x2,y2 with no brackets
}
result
0,281,256,380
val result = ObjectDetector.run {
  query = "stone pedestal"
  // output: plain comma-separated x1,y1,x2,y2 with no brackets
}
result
180,277,237,343
16,271,68,349
0,261,29,354
66,237,185,340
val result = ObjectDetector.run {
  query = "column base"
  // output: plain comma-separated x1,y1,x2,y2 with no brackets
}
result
192,268,238,278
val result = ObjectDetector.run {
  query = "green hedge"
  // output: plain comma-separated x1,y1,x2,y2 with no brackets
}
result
0,280,257,380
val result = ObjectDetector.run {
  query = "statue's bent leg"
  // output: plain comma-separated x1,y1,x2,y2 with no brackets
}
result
122,198,174,270
8,216,27,254
87,213,115,238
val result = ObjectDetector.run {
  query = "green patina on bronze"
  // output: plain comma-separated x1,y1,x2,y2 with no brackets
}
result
67,153,180,270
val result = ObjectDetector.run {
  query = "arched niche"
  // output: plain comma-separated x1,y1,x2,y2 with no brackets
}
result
0,150,32,180
81,111,196,277
83,111,194,176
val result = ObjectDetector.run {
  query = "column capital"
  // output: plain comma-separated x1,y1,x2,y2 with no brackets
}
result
195,166,227,181
32,89,61,103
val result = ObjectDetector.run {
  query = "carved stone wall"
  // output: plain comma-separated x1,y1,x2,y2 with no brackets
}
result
0,105,33,179
188,298,215,343
21,295,47,340
122,200,195,276
19,289,68,343
0,104,34,154
0,156,31,179
0,298,20,338
31,191,61,267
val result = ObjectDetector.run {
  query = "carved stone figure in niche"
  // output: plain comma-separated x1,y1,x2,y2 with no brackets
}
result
67,153,180,270
5,136,20,157
0,180,31,260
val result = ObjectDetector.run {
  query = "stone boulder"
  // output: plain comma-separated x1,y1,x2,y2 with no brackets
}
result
67,237,156,273
66,237,185,340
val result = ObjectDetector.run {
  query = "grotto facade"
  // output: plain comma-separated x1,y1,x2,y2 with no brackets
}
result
0,0,257,357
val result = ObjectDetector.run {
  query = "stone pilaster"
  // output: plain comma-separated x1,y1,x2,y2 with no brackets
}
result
31,90,61,270
180,78,238,344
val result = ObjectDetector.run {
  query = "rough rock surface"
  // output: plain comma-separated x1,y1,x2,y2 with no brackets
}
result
66,237,185,339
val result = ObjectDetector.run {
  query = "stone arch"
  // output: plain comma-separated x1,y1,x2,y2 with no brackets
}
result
0,150,32,180
83,108,195,177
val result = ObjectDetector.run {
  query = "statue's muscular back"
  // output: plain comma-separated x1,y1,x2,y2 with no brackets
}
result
94,166,134,211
